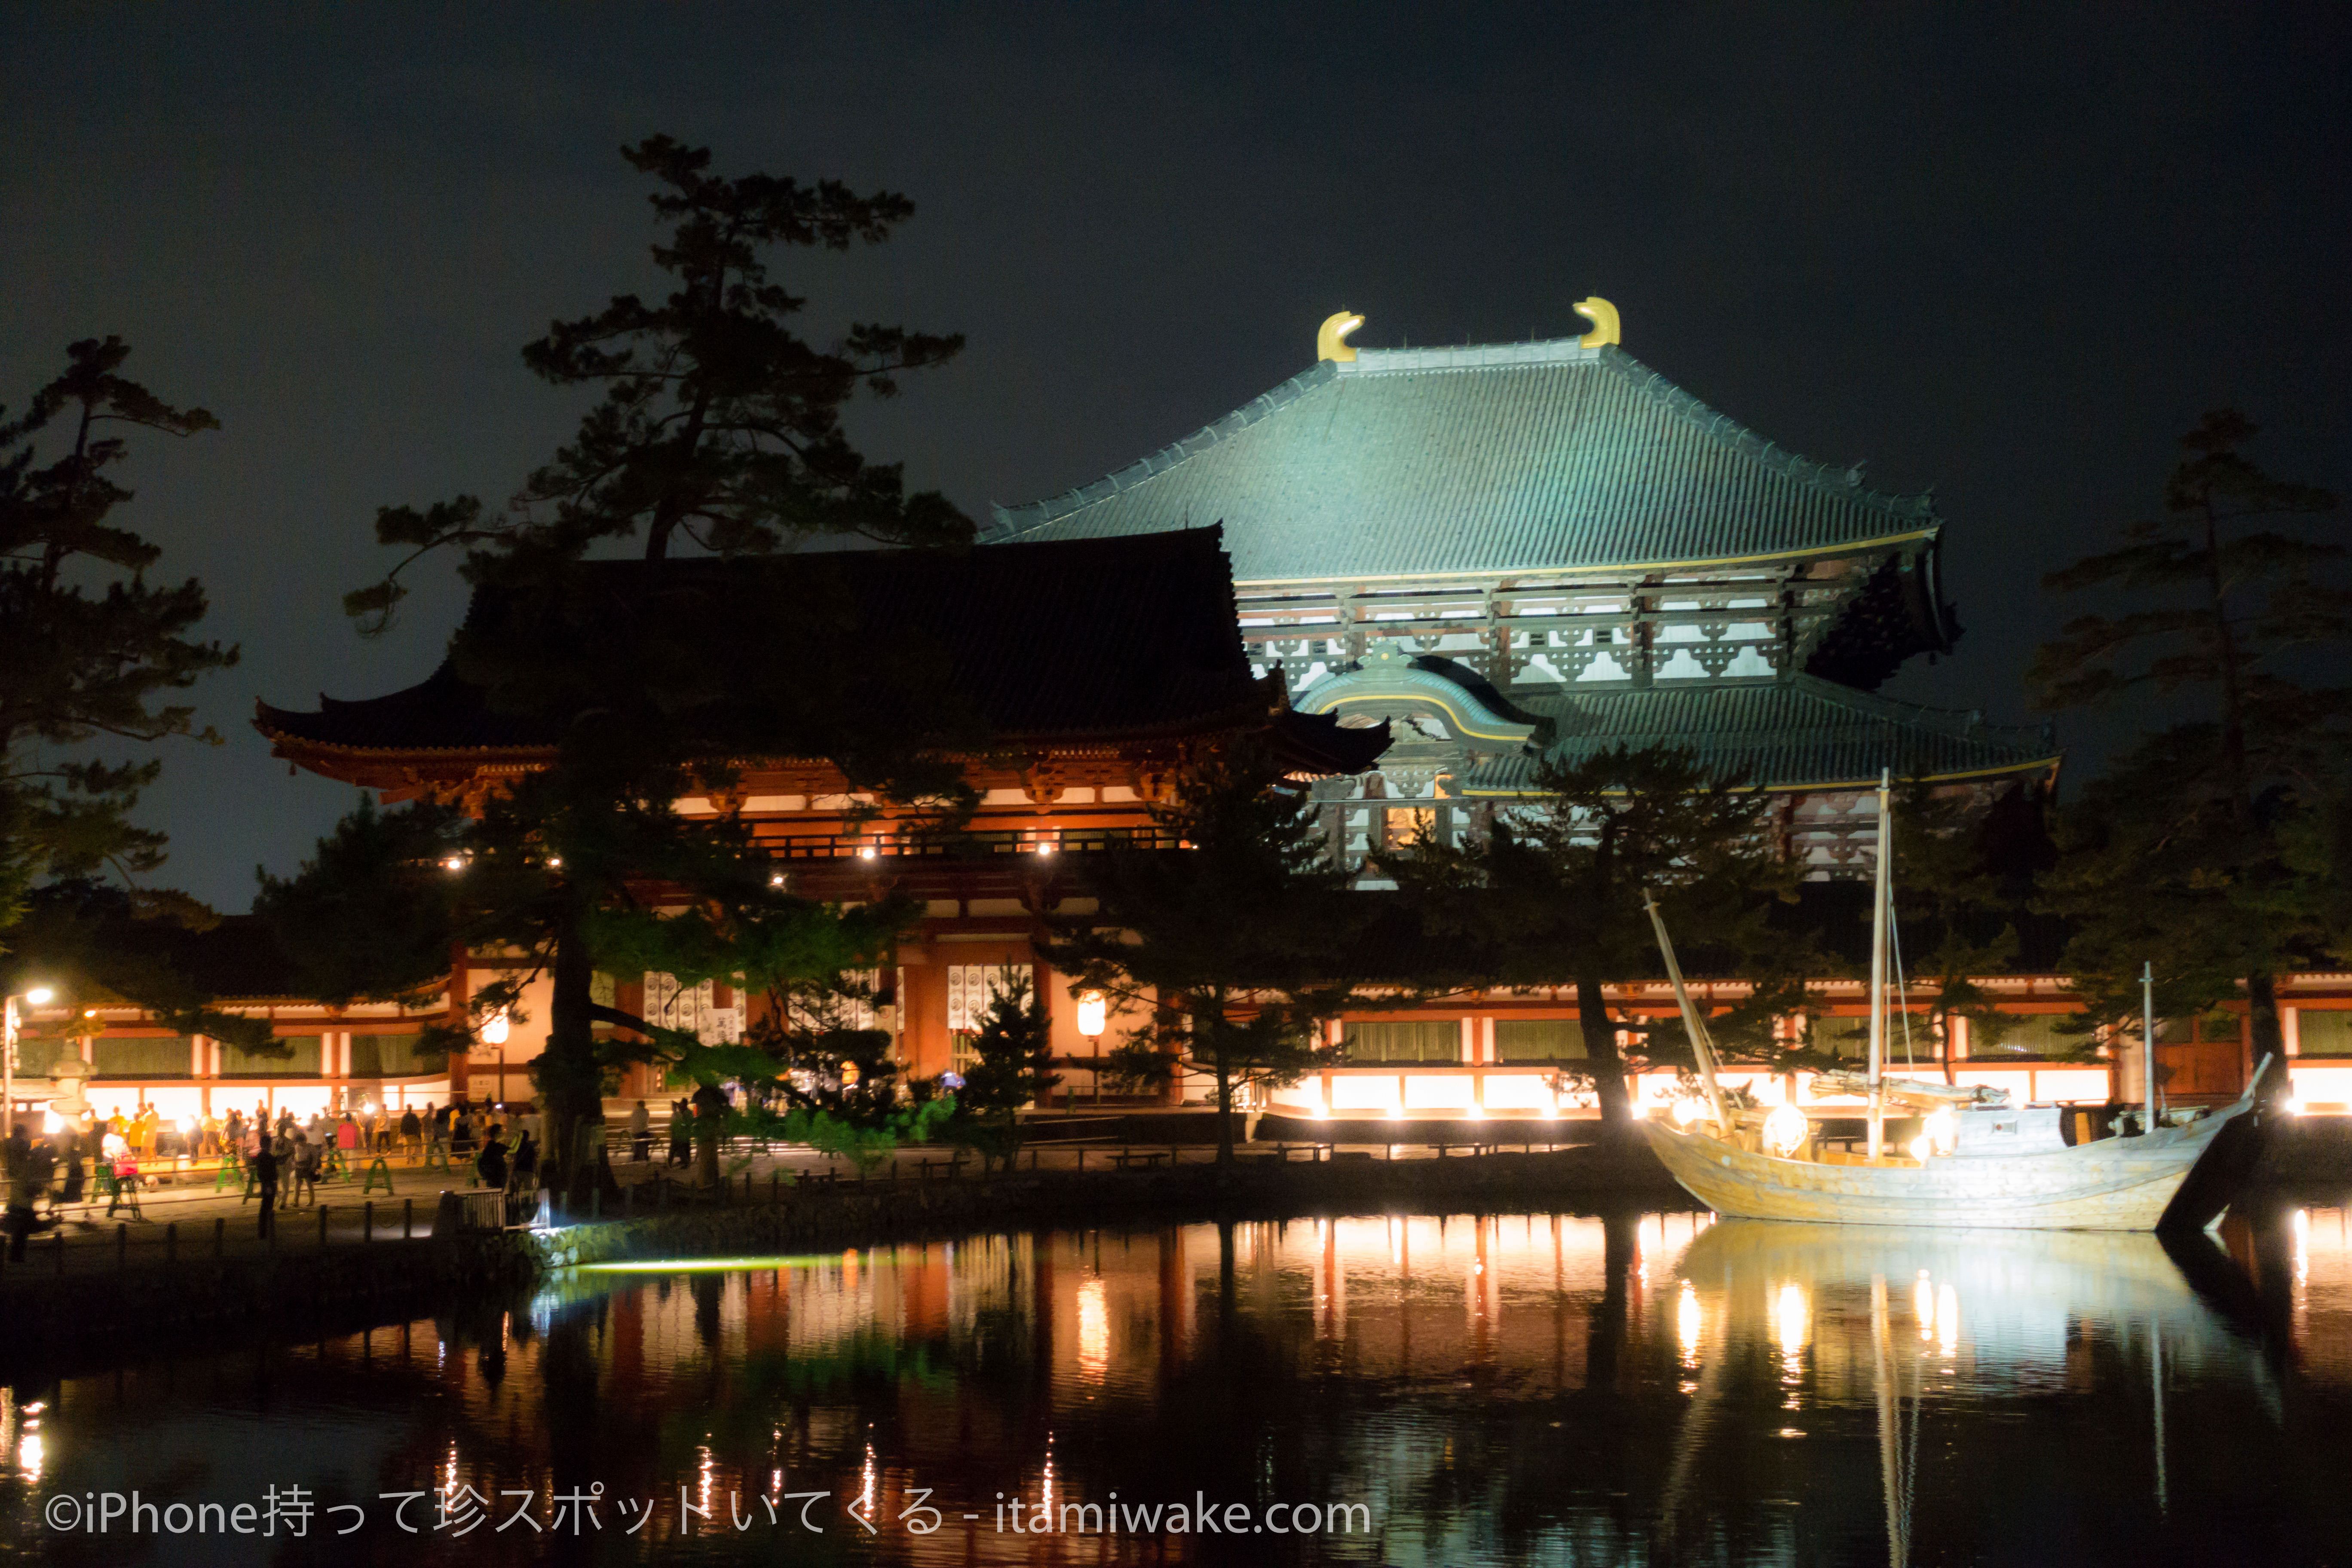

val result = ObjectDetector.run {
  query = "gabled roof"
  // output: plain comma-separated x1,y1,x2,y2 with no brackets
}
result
257,530,1388,774
989,339,1938,583
1458,676,2057,795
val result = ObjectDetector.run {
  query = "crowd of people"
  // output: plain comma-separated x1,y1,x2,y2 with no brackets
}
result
1,1096,548,1256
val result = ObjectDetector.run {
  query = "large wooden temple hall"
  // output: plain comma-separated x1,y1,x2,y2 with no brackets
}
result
28,301,2345,1127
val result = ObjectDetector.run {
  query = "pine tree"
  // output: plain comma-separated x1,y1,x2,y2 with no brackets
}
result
953,974,1058,1170
2029,411,2344,1079
1047,742,1362,1164
1380,746,1797,1128
0,339,253,1038
1886,778,2034,1081
273,139,975,1197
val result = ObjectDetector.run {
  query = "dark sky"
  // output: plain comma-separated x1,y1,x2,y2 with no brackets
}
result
4,4,2347,913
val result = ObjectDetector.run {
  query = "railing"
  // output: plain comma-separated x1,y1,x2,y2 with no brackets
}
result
0,1196,443,1280
755,827,1187,861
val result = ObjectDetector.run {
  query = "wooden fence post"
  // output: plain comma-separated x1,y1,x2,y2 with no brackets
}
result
165,1221,178,1266
319,1206,330,1251
116,1223,127,1270
214,1217,226,1259
403,1198,414,1240
364,1201,374,1244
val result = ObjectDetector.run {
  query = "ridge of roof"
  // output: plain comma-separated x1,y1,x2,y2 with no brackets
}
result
986,342,1937,557
1465,674,2058,794
987,361,1341,536
257,529,1289,760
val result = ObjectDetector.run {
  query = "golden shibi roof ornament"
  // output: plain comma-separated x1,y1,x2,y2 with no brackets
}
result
1574,296,1621,348
1316,310,1364,362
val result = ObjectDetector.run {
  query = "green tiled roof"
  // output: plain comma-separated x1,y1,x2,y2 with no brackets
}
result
1458,676,2057,795
989,339,1937,582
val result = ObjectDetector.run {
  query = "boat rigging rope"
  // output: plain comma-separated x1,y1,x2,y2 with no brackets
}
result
1891,901,1917,1073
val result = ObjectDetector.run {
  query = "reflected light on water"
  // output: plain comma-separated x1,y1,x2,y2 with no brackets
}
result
1077,1278,1109,1379
1773,1281,1808,1361
16,1208,2352,1567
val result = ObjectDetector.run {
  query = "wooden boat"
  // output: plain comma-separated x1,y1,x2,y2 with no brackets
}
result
1638,773,2264,1233
1637,1093,2255,1231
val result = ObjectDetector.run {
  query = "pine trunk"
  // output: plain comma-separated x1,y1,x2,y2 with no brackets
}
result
2248,969,2289,1095
540,905,606,1204
1576,969,1633,1127
1214,1058,1236,1164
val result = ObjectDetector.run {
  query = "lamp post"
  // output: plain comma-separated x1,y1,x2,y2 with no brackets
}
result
4,986,57,1139
1077,991,1107,1107
480,1009,510,1108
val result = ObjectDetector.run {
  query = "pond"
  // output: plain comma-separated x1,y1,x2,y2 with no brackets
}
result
3,1200,2349,1565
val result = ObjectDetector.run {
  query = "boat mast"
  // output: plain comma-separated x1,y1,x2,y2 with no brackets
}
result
1867,769,1892,1162
2141,960,2159,1135
1644,889,1734,1132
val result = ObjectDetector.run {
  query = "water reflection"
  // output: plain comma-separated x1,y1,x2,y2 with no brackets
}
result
2,1206,2350,1565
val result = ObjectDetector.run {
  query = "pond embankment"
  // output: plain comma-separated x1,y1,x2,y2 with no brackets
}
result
0,1141,1678,1359
9,1119,2349,1368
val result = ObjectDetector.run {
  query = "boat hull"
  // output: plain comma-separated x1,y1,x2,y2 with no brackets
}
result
1637,1100,2256,1231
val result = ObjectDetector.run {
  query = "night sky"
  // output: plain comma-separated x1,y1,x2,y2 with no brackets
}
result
3,6,2346,913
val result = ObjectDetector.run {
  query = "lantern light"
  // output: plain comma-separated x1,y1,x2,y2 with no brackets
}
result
1925,1108,1958,1155
1670,1097,1705,1129
857,845,878,861
1908,1133,1934,1163
480,1011,510,1046
1075,991,1107,1039
24,986,53,1005
1763,1102,1809,1157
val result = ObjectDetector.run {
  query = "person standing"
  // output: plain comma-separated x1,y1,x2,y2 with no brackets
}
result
400,1105,423,1161
271,1123,297,1209
293,1130,323,1205
666,1100,691,1168
27,1137,57,1219
250,1134,280,1237
476,1124,509,1192
628,1100,652,1162
3,1126,35,1264
57,1124,86,1206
